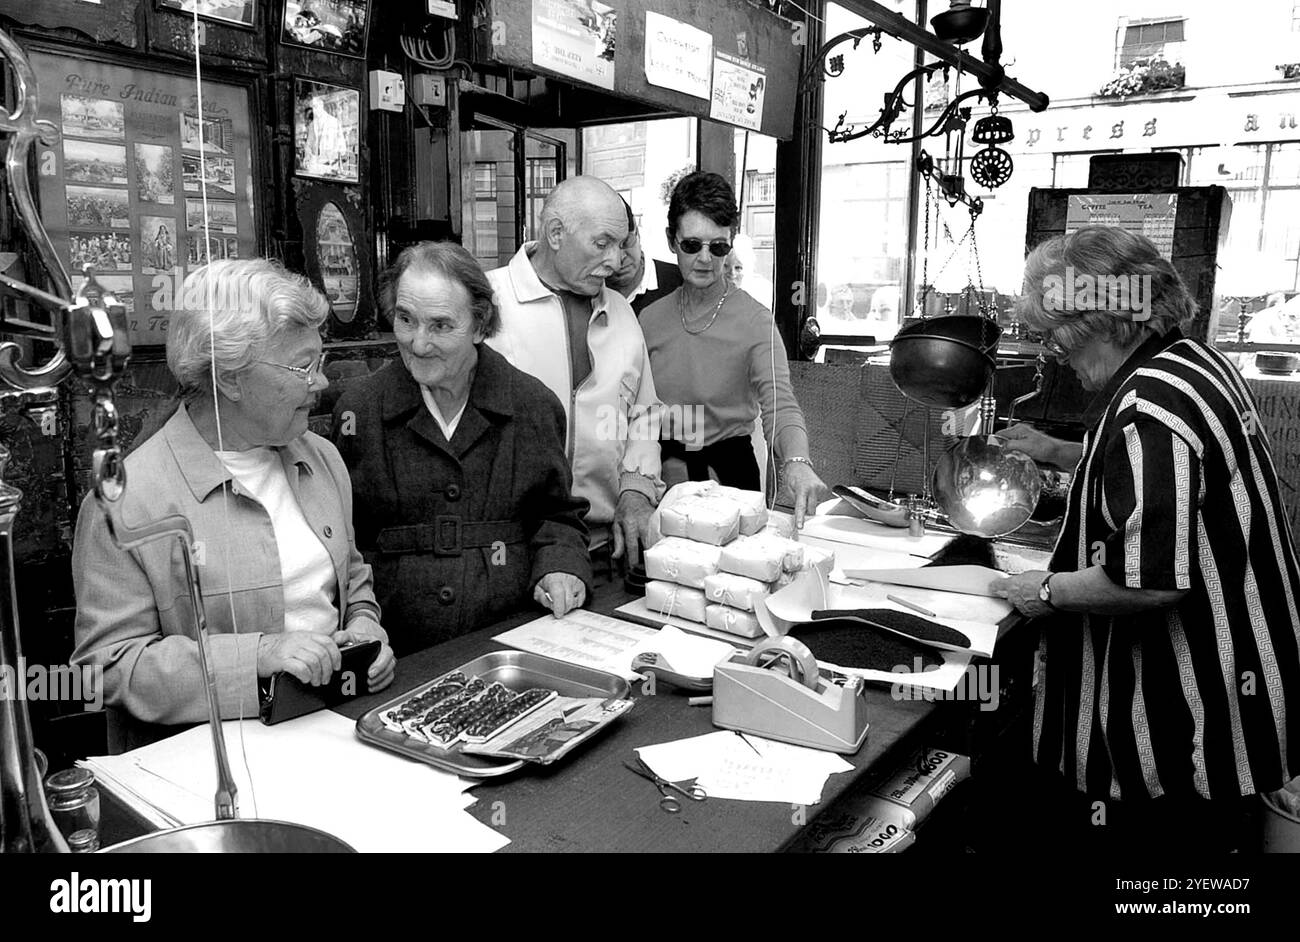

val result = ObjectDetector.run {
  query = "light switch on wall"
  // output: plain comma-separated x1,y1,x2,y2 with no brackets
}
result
369,70,405,112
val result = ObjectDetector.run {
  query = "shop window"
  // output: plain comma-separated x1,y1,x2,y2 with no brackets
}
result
582,116,698,271
735,129,779,311
1117,18,1185,69
471,161,500,266
525,156,557,243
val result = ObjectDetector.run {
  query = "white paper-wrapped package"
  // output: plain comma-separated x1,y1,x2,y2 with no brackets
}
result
718,532,807,582
645,580,708,623
644,537,723,589
705,603,764,639
703,572,772,612
710,485,767,535
658,495,741,546
650,481,769,544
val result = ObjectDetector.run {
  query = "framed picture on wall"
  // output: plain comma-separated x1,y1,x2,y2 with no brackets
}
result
29,45,262,348
293,79,360,184
281,1,371,58
157,0,258,29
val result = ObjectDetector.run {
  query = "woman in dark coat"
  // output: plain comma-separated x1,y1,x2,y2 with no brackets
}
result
333,241,592,655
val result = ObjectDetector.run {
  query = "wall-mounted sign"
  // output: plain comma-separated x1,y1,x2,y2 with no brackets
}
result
31,50,257,347
644,11,711,100
1065,193,1178,261
531,0,617,92
710,50,765,132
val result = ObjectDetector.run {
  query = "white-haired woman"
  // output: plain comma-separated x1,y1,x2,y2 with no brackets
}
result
993,226,1300,852
72,258,394,750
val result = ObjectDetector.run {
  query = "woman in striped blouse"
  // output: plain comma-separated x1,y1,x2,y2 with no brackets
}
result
994,226,1300,853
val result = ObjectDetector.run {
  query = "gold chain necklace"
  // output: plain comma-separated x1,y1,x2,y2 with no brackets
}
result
680,286,730,335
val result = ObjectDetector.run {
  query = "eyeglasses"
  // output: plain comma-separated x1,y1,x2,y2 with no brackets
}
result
259,351,329,388
1040,335,1070,361
675,237,732,258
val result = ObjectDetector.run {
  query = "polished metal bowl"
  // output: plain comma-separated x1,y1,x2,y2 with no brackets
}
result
932,435,1042,538
889,316,1002,409
102,819,356,854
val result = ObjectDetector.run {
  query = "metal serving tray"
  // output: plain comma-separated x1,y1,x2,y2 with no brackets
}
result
355,650,631,778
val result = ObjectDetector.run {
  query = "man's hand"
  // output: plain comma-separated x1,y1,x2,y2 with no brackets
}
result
534,572,587,617
333,619,396,693
783,461,831,529
996,424,1070,468
993,570,1056,618
256,632,341,686
612,490,655,569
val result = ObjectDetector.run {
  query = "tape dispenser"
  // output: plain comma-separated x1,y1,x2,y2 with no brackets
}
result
712,636,869,754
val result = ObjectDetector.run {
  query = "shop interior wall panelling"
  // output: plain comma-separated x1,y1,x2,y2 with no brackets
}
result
277,29,375,338
146,1,269,67
482,0,802,141
0,1,138,47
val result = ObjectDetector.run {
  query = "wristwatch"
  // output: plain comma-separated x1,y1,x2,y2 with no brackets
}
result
1038,574,1057,610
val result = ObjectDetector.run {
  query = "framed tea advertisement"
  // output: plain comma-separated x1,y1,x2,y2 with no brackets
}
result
294,79,360,184
30,48,260,347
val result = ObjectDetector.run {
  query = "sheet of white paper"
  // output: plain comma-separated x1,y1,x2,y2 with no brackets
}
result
626,625,739,679
494,609,659,680
87,712,504,853
644,11,712,98
637,731,852,805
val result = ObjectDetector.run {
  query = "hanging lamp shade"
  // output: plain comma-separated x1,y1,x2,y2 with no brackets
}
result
931,1,989,44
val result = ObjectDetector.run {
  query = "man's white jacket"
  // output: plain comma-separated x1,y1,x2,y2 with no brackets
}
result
486,243,665,542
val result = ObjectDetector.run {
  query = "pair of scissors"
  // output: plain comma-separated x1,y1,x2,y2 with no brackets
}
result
623,757,707,813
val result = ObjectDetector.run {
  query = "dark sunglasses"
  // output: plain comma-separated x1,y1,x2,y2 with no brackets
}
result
675,237,732,258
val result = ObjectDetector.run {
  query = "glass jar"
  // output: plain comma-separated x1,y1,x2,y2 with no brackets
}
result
45,767,101,853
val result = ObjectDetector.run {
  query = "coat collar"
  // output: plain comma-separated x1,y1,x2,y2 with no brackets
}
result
504,241,615,321
378,343,517,425
1082,326,1185,428
162,403,315,502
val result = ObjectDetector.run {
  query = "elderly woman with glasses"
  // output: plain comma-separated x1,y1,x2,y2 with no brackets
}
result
333,241,592,654
71,259,395,749
639,171,829,526
993,226,1300,853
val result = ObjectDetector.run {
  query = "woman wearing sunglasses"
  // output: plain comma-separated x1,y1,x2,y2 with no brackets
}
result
639,171,829,527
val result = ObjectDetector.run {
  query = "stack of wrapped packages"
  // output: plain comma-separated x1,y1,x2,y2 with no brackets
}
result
642,481,833,640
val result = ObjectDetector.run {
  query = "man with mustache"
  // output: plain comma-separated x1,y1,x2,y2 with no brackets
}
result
487,176,665,582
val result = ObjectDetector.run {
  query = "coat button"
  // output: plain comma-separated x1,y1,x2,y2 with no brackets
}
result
324,526,333,538
445,483,461,501
438,586,455,605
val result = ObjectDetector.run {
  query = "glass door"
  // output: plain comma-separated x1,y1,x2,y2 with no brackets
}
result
460,116,566,268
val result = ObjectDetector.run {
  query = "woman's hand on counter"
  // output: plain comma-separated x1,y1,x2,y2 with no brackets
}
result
334,619,396,693
535,572,587,618
783,460,831,529
996,423,1082,469
993,569,1056,618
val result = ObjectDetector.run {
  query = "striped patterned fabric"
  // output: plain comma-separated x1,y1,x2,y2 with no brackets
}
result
1037,328,1300,801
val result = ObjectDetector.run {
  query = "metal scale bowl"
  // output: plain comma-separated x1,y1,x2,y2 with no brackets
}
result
885,303,1042,538
0,27,353,855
